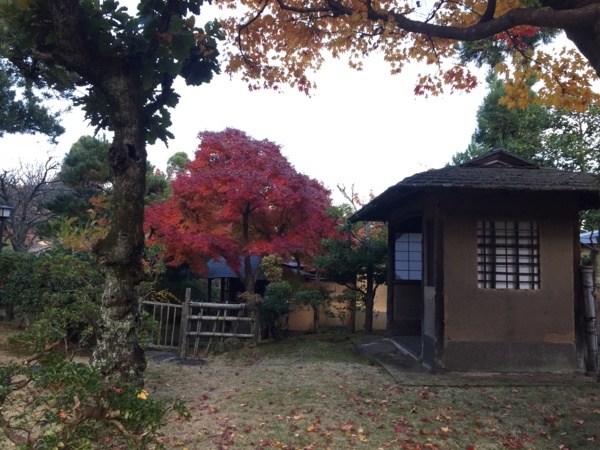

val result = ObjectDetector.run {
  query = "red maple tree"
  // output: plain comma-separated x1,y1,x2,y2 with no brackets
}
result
145,128,337,292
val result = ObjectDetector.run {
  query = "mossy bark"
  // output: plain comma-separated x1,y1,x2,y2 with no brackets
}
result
88,71,148,386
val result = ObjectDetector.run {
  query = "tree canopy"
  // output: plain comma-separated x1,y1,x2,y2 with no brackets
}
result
314,186,387,333
0,0,222,385
0,60,64,141
51,133,169,210
146,128,337,292
215,0,600,109
453,74,551,164
452,75,600,174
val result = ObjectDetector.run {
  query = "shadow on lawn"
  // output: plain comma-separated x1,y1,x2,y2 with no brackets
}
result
357,337,598,388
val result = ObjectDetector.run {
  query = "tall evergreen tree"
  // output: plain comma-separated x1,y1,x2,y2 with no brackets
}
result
0,60,64,141
452,75,600,175
452,74,551,165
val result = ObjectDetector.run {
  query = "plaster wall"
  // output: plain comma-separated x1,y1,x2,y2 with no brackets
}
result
439,191,581,371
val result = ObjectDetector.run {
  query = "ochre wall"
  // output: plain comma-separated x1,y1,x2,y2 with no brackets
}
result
287,281,387,333
354,284,387,332
437,191,581,371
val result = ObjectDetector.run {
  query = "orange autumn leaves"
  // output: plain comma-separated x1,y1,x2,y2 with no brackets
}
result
213,0,599,111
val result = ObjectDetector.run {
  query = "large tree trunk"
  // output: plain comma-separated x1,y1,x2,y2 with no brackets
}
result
90,72,147,386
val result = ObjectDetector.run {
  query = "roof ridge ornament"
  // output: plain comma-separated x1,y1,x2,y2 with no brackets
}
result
460,148,540,169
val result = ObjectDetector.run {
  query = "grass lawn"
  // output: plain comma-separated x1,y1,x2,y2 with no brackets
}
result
146,334,600,450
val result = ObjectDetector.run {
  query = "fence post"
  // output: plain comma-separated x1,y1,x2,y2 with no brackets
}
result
252,308,260,346
178,288,191,358
582,266,598,373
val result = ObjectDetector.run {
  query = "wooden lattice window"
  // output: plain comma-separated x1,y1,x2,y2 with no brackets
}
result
477,221,540,289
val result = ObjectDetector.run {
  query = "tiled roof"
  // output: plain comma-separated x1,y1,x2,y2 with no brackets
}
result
351,149,600,222
199,256,265,280
581,230,598,245
399,165,597,191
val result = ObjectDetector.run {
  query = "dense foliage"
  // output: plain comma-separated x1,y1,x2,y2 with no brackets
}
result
314,188,387,333
452,75,600,174
2,252,102,347
146,128,337,293
0,355,186,448
0,251,187,448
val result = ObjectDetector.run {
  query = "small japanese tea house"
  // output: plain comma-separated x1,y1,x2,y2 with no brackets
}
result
351,149,600,372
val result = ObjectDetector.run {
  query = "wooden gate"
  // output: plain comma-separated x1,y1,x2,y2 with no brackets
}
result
141,289,258,356
178,288,257,357
141,300,182,349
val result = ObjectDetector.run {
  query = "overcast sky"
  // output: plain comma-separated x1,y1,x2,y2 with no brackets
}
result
0,53,488,204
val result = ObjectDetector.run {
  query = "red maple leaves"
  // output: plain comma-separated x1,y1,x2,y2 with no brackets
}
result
145,128,336,284
497,26,542,50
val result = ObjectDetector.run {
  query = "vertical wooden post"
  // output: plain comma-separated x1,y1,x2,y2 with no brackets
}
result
178,288,191,358
252,308,259,346
386,223,395,336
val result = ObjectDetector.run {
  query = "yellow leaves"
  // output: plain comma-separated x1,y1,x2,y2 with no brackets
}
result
137,390,149,400
497,45,600,112
499,80,533,109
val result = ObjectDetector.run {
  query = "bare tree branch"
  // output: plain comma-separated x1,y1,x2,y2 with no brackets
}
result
0,155,60,252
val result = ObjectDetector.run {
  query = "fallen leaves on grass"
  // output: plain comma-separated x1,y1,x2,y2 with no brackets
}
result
143,335,600,449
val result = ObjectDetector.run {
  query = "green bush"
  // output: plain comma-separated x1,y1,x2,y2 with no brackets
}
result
260,281,292,339
0,252,34,318
0,252,189,448
0,352,188,449
3,252,102,348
